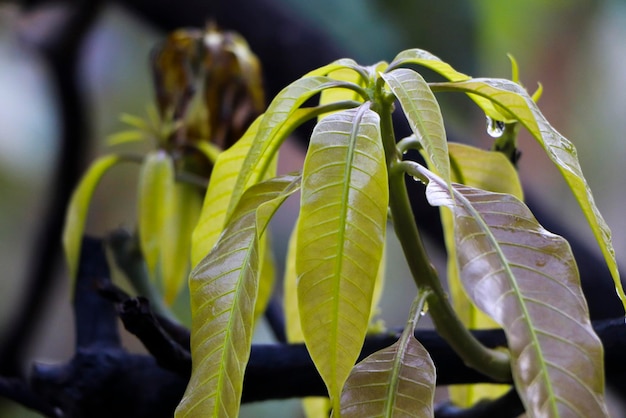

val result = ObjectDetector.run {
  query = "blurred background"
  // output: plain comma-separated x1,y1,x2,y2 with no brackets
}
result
1,0,625,416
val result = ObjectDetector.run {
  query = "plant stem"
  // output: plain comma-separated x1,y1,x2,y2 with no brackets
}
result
376,99,512,382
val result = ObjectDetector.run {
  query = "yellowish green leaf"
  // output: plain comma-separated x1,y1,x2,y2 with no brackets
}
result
318,68,365,122
175,174,301,418
297,104,388,411
161,182,202,305
254,232,275,322
106,130,146,146
381,68,450,184
193,141,222,165
138,150,175,280
431,78,626,311
387,49,512,121
413,162,609,418
62,154,125,284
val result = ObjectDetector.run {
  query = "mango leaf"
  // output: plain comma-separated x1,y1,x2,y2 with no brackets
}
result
430,78,626,311
283,220,332,418
318,68,366,122
161,182,202,305
444,143,522,406
191,99,359,268
254,232,275,321
381,68,450,184
296,104,388,411
229,75,366,217
412,162,609,418
175,173,301,418
138,150,175,280
62,154,125,284
387,49,511,121
340,290,435,418
191,116,279,267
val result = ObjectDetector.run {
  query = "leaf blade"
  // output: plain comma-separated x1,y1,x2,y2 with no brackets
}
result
431,78,625,311
415,164,609,418
175,174,301,418
296,104,389,409
62,154,124,283
382,68,450,183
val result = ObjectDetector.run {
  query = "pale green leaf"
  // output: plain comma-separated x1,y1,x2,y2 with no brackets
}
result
194,141,222,165
161,182,202,305
138,150,175,280
106,130,146,146
62,154,124,284
230,76,362,218
382,69,450,184
413,163,609,418
387,49,511,121
191,92,356,268
175,174,301,418
318,68,366,122
445,143,521,406
431,78,626,311
340,291,435,418
254,231,275,322
297,104,388,410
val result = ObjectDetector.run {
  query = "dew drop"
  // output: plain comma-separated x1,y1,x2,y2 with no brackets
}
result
486,116,506,138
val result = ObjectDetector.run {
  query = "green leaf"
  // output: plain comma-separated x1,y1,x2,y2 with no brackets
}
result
106,130,146,146
381,68,450,184
340,291,435,418
296,104,388,411
387,49,511,121
413,163,609,418
161,182,202,305
138,150,175,280
175,174,301,418
445,143,521,406
62,154,125,284
254,232,275,321
229,75,364,217
191,115,278,268
318,68,366,122
431,78,626,311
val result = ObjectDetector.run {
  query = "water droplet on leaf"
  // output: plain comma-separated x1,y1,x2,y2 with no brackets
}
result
486,116,506,138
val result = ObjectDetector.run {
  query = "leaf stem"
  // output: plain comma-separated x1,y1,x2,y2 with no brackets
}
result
376,100,512,382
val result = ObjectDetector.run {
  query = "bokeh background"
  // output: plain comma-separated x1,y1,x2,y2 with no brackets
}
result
1,0,625,416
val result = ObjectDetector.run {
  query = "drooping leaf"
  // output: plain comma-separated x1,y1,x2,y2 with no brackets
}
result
318,68,366,121
229,75,365,217
387,49,512,121
412,162,609,418
175,174,301,418
444,143,522,406
62,154,126,284
138,150,175,280
283,220,332,418
254,232,275,321
161,182,202,305
381,68,450,184
340,291,435,418
430,78,626,311
297,104,388,411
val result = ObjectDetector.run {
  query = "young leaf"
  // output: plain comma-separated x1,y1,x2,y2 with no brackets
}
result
283,220,332,418
387,49,511,121
445,143,522,406
297,104,388,411
430,78,626,311
412,163,609,418
340,291,435,418
254,232,275,321
175,174,301,418
62,154,125,284
381,68,450,184
138,150,175,280
229,75,365,217
161,182,202,305
318,68,366,121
